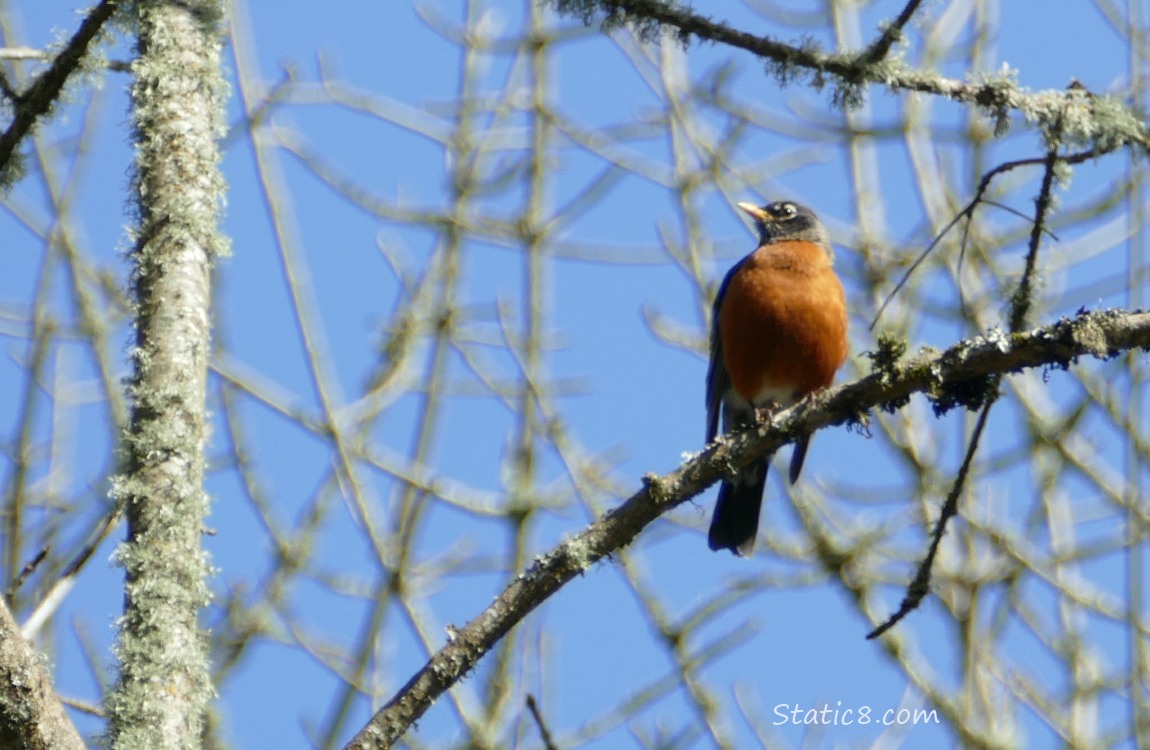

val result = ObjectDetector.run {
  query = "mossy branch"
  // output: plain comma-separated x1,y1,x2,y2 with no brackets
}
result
0,598,84,750
346,307,1150,749
105,1,227,748
547,0,1150,154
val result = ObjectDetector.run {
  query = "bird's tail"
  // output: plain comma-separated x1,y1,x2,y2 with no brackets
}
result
788,435,811,484
708,458,768,556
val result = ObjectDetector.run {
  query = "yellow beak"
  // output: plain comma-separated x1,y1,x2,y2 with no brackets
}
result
736,201,769,222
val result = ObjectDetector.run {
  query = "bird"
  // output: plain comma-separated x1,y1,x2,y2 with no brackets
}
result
706,200,848,556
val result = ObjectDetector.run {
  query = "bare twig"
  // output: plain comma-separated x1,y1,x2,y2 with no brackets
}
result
526,695,559,750
6,546,47,600
866,400,993,639
870,145,1064,638
858,0,925,65
871,148,1094,330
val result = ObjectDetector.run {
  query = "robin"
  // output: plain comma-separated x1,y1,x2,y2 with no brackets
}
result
706,200,848,556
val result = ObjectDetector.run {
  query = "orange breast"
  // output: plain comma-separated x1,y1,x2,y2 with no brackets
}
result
719,240,848,404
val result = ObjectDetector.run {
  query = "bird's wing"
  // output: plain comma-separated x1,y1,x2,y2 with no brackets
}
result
705,258,746,443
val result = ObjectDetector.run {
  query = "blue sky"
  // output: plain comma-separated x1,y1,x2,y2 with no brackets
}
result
2,1,1148,748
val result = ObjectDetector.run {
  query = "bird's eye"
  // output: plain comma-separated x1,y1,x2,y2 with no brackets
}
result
771,202,798,219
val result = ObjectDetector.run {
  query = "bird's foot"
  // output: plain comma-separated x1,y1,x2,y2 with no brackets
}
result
753,402,780,425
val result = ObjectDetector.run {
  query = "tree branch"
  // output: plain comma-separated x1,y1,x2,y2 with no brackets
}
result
345,307,1150,749
0,598,84,750
869,143,1067,638
548,0,1149,151
105,1,227,747
0,0,119,187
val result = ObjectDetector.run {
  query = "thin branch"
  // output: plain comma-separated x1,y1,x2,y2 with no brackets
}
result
0,0,119,185
1011,147,1062,331
0,47,48,61
20,508,120,639
870,144,1064,638
6,546,47,600
0,46,129,70
526,695,559,750
858,0,925,65
866,400,994,639
870,148,1094,330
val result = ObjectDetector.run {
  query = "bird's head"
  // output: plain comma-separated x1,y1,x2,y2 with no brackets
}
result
736,200,831,252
